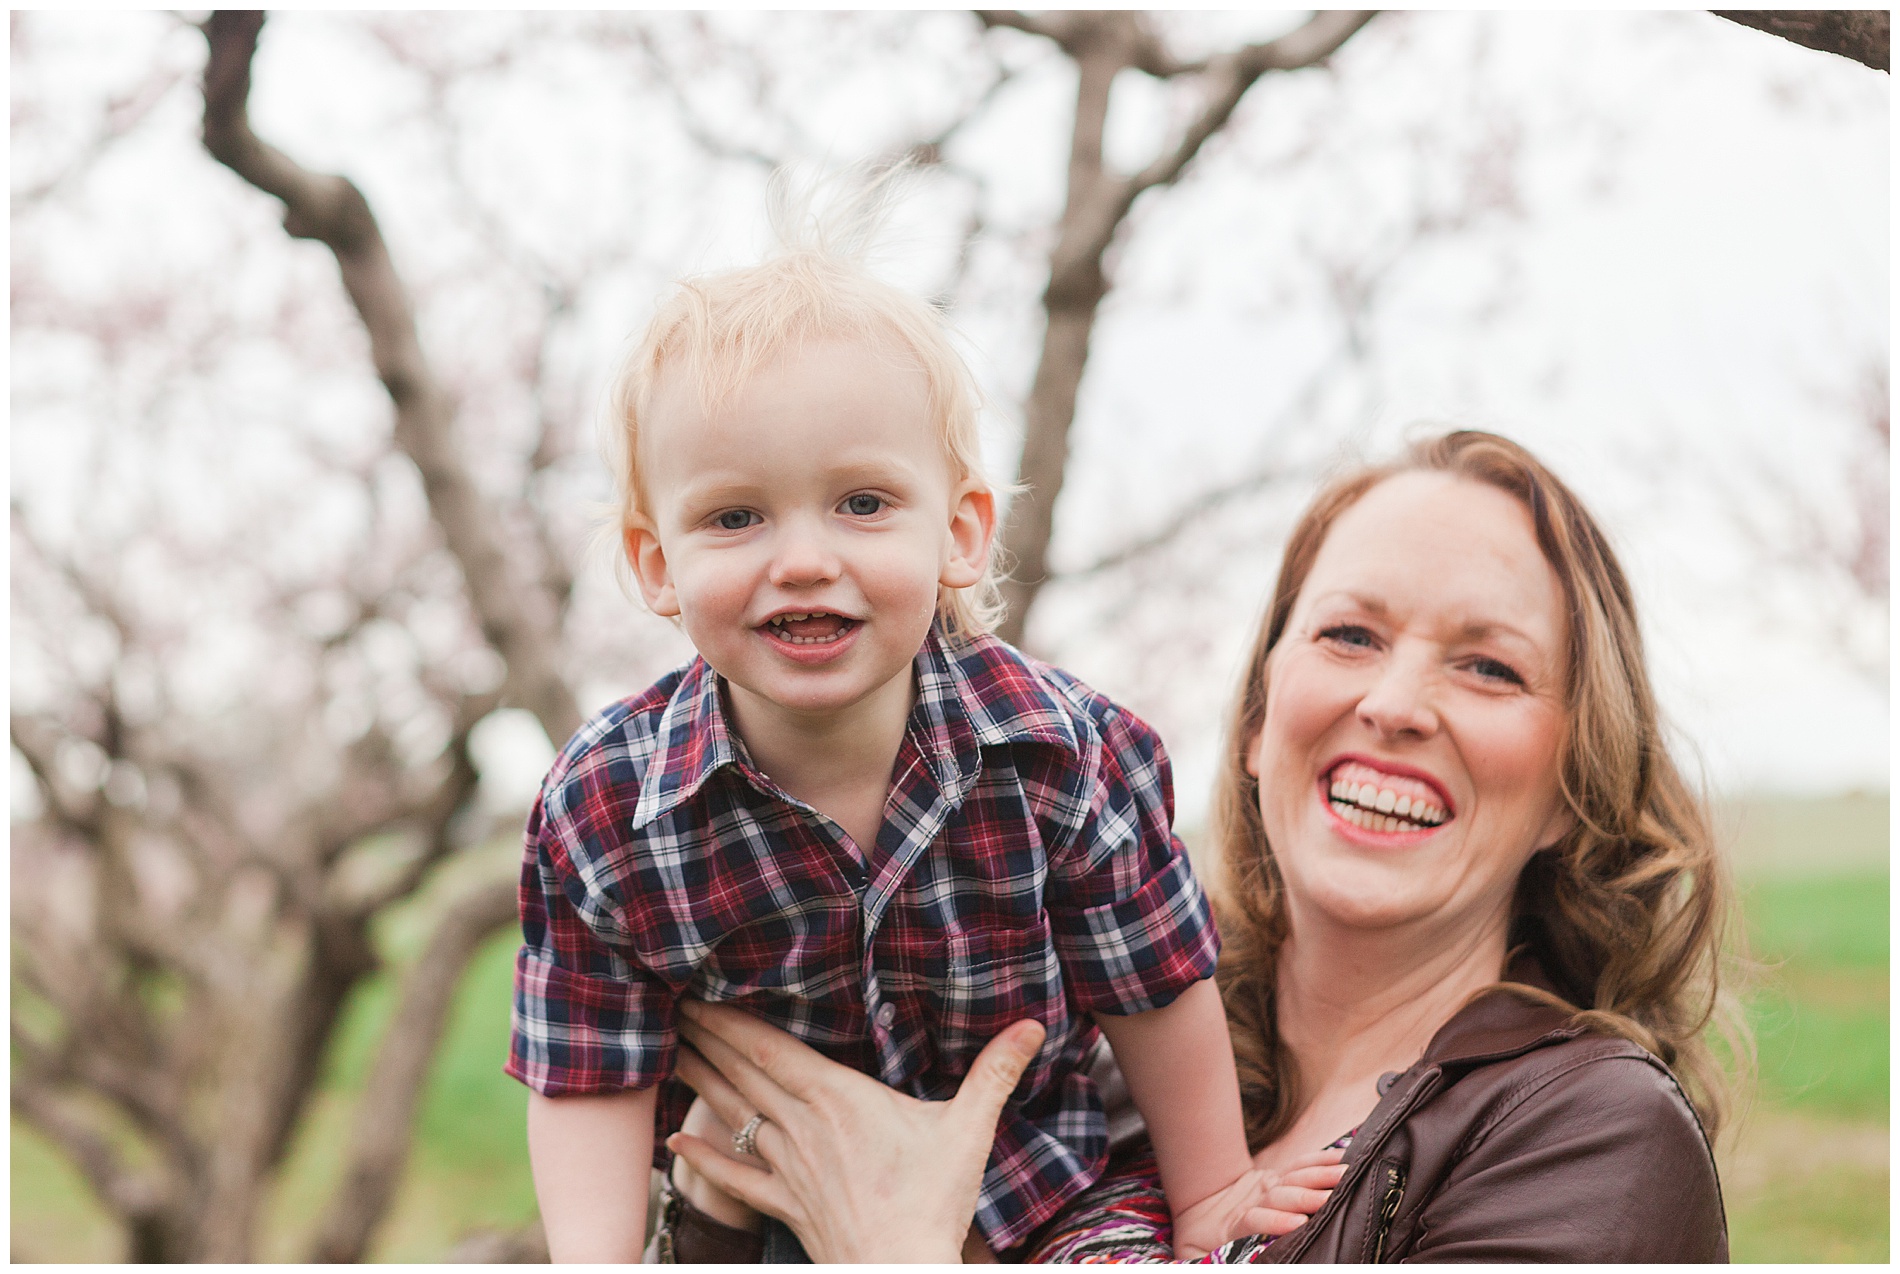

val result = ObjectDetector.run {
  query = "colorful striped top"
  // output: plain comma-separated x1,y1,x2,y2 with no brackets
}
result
1023,1131,1357,1264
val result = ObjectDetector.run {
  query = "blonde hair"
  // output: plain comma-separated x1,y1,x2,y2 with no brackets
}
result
1214,430,1746,1150
606,167,1003,637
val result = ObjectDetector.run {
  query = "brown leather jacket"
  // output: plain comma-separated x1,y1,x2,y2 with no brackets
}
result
1261,976,1728,1263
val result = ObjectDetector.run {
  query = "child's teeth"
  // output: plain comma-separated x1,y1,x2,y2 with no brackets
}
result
769,612,855,645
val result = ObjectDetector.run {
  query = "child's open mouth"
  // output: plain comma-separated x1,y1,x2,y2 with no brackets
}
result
1325,760,1450,834
762,611,859,646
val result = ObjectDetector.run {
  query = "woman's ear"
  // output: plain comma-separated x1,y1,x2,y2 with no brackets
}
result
624,521,681,618
940,483,997,589
1242,726,1265,778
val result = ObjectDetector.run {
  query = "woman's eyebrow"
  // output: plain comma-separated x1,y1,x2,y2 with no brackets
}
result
1454,620,1547,654
1309,590,1390,617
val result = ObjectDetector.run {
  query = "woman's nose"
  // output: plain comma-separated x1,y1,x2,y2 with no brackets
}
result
767,521,842,588
1356,650,1440,740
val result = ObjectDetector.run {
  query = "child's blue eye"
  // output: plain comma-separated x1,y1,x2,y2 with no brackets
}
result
716,510,758,531
843,494,883,517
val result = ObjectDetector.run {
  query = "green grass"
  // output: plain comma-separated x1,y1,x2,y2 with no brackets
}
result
1740,870,1889,1118
10,1115,123,1263
13,801,1890,1261
1725,867,1889,1263
377,934,538,1261
1728,1158,1891,1263
252,925,537,1261
9,834,542,1264
1745,869,1891,970
9,926,537,1264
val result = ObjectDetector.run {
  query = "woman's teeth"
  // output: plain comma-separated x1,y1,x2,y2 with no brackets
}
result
1328,773,1447,833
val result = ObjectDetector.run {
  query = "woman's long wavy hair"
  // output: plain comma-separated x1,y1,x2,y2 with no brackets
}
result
1214,430,1746,1152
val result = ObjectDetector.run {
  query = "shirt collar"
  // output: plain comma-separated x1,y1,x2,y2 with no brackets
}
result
629,656,739,830
629,623,1084,830
925,623,1082,754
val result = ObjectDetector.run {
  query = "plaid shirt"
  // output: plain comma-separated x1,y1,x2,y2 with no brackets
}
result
507,625,1219,1249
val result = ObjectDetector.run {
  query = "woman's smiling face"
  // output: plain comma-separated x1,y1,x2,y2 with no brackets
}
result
1250,471,1574,942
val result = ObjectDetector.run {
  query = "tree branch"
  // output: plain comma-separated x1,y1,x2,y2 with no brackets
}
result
198,11,581,747
991,10,1377,644
1714,10,1889,72
12,1076,170,1225
1055,457,1313,582
255,911,381,1177
307,876,521,1262
343,720,489,917
896,54,1020,168
1122,12,1378,208
29,1007,199,1183
625,20,787,171
447,1219,551,1263
10,713,103,838
12,58,188,213
974,10,1080,48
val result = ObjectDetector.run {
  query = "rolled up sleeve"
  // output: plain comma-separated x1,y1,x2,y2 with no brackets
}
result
505,782,678,1096
1045,705,1219,1015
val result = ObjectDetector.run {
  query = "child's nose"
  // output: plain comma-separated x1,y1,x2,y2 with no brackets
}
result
767,522,842,588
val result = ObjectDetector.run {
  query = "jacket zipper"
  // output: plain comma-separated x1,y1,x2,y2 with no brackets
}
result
1366,1160,1407,1262
1269,1067,1441,1263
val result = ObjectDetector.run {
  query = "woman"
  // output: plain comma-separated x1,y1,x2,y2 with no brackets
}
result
668,431,1738,1262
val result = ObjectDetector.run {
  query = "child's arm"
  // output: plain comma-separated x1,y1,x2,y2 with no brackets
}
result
1093,978,1283,1260
1093,978,1248,1210
527,1086,658,1263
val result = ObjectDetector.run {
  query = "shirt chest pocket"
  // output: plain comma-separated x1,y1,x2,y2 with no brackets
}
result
931,914,1065,1054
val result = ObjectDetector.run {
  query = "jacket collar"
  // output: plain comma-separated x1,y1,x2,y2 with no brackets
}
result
1419,951,1589,1068
629,624,1080,829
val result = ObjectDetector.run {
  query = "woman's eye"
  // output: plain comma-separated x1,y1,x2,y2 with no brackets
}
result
715,509,758,531
1469,656,1524,686
842,494,883,517
1319,624,1376,649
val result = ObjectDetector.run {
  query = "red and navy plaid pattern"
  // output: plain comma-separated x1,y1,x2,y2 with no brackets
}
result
507,624,1219,1250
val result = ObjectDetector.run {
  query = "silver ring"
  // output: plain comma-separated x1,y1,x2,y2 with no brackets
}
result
731,1112,766,1158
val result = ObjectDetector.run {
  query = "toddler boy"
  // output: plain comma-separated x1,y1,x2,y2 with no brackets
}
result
508,234,1268,1261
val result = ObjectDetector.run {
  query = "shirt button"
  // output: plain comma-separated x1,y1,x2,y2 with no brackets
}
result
875,1002,897,1029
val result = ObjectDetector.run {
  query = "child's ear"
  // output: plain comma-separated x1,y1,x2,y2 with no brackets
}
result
941,483,996,589
624,520,681,618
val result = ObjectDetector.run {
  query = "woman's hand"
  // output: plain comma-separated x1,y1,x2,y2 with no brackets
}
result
1172,1147,1349,1261
667,1000,1045,1263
